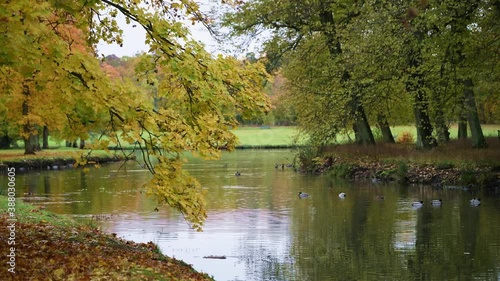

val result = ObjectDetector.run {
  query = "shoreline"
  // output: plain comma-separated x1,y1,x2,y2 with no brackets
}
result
0,151,134,173
0,196,214,280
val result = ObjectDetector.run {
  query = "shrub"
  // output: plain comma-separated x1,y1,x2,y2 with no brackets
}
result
460,169,477,186
396,161,409,183
397,131,414,144
297,146,320,172
326,163,355,179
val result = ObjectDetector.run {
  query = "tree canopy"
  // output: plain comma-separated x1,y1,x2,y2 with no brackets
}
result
221,0,500,148
0,0,271,230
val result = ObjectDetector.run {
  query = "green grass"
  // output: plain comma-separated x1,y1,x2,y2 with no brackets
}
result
5,124,500,150
231,126,301,147
0,195,82,228
0,148,129,162
230,124,500,147
391,124,500,141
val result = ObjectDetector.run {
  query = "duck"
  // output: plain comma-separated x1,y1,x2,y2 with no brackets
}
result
431,199,442,206
375,195,385,200
235,171,241,176
298,192,309,198
338,192,346,199
412,201,424,208
469,198,481,206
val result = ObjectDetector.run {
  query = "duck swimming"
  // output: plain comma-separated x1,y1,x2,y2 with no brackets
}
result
431,199,442,206
412,201,424,208
235,171,241,176
470,198,481,206
338,192,346,199
298,192,309,198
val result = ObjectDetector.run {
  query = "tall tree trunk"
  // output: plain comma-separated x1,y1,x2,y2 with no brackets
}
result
22,82,36,155
406,41,436,150
433,65,450,144
353,100,375,145
319,5,374,145
377,113,395,143
457,105,468,139
42,126,49,149
413,93,436,149
434,109,450,144
352,124,361,144
33,133,41,151
79,139,85,149
464,78,487,148
407,77,436,149
457,121,468,139
0,134,12,149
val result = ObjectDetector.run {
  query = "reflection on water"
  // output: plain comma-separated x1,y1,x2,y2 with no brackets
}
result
2,150,500,280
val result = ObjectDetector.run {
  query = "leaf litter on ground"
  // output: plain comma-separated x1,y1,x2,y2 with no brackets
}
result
0,208,214,281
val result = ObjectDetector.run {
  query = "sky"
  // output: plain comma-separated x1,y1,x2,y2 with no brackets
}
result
96,16,221,57
95,3,262,59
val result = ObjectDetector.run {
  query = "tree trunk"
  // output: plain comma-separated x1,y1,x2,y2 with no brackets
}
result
42,125,49,149
406,42,436,150
22,83,36,155
433,66,450,144
0,134,12,149
318,5,374,146
434,111,450,144
413,93,436,149
79,139,85,149
464,78,487,148
377,114,395,143
353,101,375,145
72,140,78,148
458,114,468,139
33,133,41,151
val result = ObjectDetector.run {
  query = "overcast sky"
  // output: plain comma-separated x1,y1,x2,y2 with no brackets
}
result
96,16,223,57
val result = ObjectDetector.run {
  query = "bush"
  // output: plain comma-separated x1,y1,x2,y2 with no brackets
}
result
397,131,414,144
460,169,476,186
297,146,320,172
326,163,355,179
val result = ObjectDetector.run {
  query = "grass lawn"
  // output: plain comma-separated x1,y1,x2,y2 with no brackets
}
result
232,124,500,147
4,124,500,151
0,148,127,161
231,126,300,147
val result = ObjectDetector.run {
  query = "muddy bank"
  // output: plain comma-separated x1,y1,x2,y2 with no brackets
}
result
0,154,134,173
314,156,500,190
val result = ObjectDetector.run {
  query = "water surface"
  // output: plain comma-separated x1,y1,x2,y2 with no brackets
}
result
3,150,500,280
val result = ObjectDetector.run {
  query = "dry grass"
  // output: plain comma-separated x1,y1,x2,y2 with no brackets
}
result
322,137,500,166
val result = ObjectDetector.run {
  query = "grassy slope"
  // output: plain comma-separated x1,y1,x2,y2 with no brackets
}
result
0,196,214,281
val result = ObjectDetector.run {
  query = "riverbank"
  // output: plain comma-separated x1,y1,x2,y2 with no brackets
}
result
0,149,133,172
302,138,500,190
0,196,214,280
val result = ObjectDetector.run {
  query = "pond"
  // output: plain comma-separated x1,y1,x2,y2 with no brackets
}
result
4,149,500,280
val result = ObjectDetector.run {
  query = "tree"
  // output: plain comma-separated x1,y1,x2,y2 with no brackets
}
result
222,0,500,149
222,0,376,145
0,0,271,230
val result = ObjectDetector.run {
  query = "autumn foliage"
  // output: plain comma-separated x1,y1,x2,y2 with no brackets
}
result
0,214,213,280
0,0,271,231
